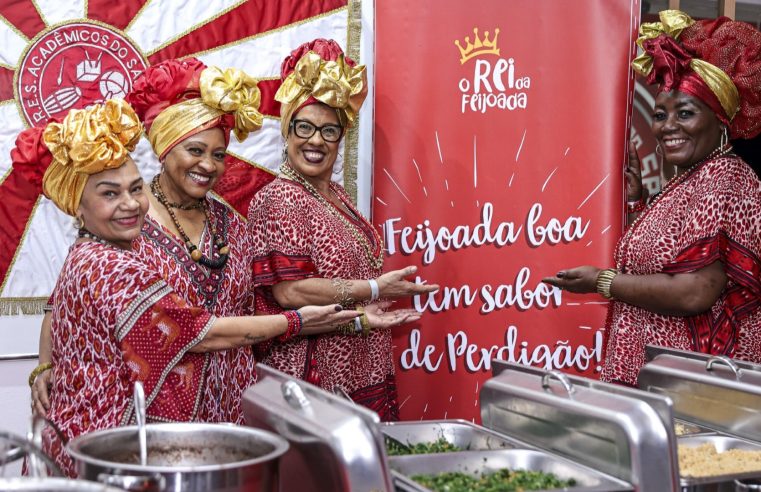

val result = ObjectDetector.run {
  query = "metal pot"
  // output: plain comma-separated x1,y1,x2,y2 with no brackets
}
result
67,423,289,492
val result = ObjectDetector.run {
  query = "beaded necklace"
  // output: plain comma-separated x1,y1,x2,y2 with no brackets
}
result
280,163,384,269
150,174,229,269
615,145,734,271
78,229,121,248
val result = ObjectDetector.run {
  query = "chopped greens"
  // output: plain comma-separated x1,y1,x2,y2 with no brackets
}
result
385,436,461,456
410,469,577,491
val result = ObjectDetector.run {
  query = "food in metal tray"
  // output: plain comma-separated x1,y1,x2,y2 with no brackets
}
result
385,436,461,456
674,422,690,436
410,469,577,491
679,442,761,477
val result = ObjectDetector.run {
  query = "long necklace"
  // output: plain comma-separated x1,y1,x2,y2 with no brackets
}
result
150,174,230,269
280,163,384,269
616,145,734,271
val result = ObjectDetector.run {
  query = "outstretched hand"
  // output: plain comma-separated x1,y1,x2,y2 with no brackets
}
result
377,266,439,299
298,305,361,335
541,266,601,294
364,300,422,329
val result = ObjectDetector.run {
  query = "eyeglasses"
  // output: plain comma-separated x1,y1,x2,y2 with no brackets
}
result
290,119,344,143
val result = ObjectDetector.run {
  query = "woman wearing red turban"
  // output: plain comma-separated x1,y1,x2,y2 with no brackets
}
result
544,11,761,385
247,39,437,421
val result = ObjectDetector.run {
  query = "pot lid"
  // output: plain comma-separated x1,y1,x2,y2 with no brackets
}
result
640,345,761,441
481,361,678,492
242,364,394,492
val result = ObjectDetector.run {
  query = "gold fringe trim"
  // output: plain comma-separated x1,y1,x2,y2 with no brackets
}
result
0,297,49,315
343,0,362,203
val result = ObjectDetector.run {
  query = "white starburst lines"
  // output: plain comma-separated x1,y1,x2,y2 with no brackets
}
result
382,168,412,204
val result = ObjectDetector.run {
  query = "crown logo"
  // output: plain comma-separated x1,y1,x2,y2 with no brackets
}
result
454,27,500,65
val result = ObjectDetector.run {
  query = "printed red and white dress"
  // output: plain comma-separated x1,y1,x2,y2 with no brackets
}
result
248,177,399,421
46,242,215,477
602,155,761,386
134,195,256,424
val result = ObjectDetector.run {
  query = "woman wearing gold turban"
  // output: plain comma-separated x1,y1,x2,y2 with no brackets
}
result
247,39,437,421
544,11,761,385
18,99,402,476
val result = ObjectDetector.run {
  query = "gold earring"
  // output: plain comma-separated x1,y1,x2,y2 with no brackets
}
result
74,216,84,230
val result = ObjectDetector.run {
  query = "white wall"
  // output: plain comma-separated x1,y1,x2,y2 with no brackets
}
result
0,315,40,477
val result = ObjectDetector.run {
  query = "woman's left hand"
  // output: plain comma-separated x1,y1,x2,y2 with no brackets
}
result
364,300,421,329
541,266,601,294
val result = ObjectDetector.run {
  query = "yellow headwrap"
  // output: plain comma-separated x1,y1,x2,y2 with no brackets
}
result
148,66,263,159
632,10,739,121
42,99,142,216
275,51,367,137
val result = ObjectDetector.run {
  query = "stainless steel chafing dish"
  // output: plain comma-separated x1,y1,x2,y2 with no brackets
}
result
242,364,394,492
383,419,631,491
480,360,676,491
381,419,515,453
640,346,761,491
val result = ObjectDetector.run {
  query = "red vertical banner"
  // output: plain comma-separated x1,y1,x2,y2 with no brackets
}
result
373,0,640,421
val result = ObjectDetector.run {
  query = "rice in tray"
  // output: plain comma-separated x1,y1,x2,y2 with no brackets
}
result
679,443,761,477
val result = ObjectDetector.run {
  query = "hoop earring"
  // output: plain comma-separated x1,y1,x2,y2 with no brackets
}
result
74,216,84,230
281,143,288,164
720,126,729,149
655,142,663,156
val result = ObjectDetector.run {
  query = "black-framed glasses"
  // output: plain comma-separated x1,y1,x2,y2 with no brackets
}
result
290,119,344,143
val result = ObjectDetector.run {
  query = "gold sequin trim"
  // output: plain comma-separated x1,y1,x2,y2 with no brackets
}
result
182,5,348,60
144,0,248,57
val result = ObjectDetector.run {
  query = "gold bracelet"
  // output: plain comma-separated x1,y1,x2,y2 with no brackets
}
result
331,278,354,308
596,268,619,300
28,362,53,388
356,305,371,336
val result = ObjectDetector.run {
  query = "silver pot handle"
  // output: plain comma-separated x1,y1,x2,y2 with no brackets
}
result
282,380,312,410
541,370,575,397
98,472,165,491
706,355,741,380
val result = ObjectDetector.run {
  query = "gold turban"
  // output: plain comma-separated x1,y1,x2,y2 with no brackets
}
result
42,99,142,216
276,51,367,137
148,66,263,159
632,10,739,122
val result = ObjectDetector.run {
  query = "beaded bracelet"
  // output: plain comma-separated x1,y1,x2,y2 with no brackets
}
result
626,196,647,214
28,362,53,388
278,310,303,342
356,305,371,336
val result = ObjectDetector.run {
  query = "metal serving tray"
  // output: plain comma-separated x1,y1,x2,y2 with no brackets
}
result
674,419,717,437
679,435,761,491
382,419,517,454
390,449,632,492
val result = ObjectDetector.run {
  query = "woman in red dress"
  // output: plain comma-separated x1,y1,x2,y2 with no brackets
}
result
247,39,437,421
543,11,761,385
15,99,373,477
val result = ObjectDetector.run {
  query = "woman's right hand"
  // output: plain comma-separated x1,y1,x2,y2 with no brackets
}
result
31,369,53,417
626,140,645,202
377,266,439,299
297,305,360,336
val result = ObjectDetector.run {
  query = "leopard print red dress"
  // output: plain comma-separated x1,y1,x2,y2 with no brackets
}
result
248,177,399,421
46,242,215,477
602,155,761,386
134,195,256,424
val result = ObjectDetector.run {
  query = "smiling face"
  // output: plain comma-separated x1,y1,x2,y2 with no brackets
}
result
652,91,723,171
161,127,227,203
286,103,342,185
77,157,148,249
